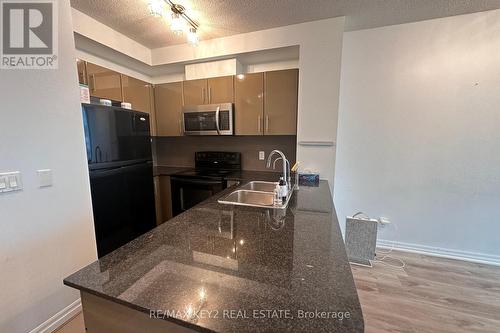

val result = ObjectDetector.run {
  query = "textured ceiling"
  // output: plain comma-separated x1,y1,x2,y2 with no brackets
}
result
70,0,500,48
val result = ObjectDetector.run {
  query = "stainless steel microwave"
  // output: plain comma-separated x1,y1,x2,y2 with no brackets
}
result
182,103,234,136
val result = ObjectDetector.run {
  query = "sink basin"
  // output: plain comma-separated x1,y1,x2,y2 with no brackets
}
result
218,190,275,208
239,181,278,192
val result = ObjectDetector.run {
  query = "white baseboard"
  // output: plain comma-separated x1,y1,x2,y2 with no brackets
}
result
29,298,82,333
377,239,500,267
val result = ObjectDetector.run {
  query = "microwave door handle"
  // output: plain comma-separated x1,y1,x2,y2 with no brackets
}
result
215,106,221,135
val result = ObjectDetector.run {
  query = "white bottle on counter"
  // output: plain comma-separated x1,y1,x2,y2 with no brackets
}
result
279,177,288,203
274,185,281,206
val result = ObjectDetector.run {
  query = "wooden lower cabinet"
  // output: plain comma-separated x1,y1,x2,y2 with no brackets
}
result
155,82,183,136
158,176,173,223
153,176,162,225
234,73,264,135
80,292,196,333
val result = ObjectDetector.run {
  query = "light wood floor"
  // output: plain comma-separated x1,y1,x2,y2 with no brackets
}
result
351,250,500,333
54,250,500,333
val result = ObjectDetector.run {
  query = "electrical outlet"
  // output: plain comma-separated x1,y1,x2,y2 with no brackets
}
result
37,169,53,187
259,151,265,160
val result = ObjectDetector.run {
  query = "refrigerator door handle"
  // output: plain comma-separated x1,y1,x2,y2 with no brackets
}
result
180,188,185,211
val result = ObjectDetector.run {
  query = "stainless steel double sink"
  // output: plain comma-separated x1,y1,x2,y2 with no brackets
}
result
218,181,293,209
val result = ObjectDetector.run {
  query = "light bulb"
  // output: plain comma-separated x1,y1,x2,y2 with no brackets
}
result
148,0,164,17
171,12,184,35
187,27,198,45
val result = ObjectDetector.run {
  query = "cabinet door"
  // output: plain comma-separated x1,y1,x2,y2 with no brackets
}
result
121,75,156,134
183,79,207,106
148,85,157,136
234,73,264,135
153,176,163,225
264,69,298,135
121,75,152,113
76,59,87,85
155,82,183,136
207,76,233,104
86,62,123,101
158,176,173,223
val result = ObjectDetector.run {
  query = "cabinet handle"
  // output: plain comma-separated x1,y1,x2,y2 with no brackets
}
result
90,74,96,92
208,87,212,104
265,116,269,133
258,116,262,133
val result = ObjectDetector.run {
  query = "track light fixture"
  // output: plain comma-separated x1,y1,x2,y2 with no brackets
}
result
148,0,200,45
187,27,199,45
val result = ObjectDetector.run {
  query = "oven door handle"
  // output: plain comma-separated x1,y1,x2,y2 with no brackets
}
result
215,106,221,135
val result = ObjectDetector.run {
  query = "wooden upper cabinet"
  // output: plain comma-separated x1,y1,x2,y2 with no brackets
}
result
121,75,156,135
234,73,264,135
264,69,298,135
183,76,234,105
207,76,233,104
86,62,123,101
155,82,183,136
76,59,87,85
121,75,152,113
183,79,207,106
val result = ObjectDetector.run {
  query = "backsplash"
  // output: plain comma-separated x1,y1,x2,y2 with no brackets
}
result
154,135,296,171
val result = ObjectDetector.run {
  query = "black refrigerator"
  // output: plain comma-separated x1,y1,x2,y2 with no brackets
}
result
82,104,156,258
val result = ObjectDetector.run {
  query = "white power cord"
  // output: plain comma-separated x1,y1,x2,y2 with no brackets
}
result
374,219,406,269
373,254,406,269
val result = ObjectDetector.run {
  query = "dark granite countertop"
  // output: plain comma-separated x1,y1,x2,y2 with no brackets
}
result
224,170,282,182
153,165,192,177
64,181,364,333
153,165,282,183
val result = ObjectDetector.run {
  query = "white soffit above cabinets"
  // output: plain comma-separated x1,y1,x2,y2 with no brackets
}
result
185,59,244,80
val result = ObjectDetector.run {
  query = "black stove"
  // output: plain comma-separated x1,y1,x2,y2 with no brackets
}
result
175,169,234,179
175,151,241,179
170,152,241,216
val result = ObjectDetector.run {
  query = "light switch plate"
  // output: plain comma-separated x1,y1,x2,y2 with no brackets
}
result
259,151,265,160
37,169,53,187
0,171,22,193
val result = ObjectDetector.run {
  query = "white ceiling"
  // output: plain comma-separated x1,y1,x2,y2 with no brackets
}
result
70,0,500,49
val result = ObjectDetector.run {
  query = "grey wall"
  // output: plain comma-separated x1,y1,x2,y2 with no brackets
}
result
334,9,500,263
154,136,296,171
0,1,97,331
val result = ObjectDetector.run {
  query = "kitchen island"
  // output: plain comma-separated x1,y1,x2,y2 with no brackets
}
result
64,180,364,332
